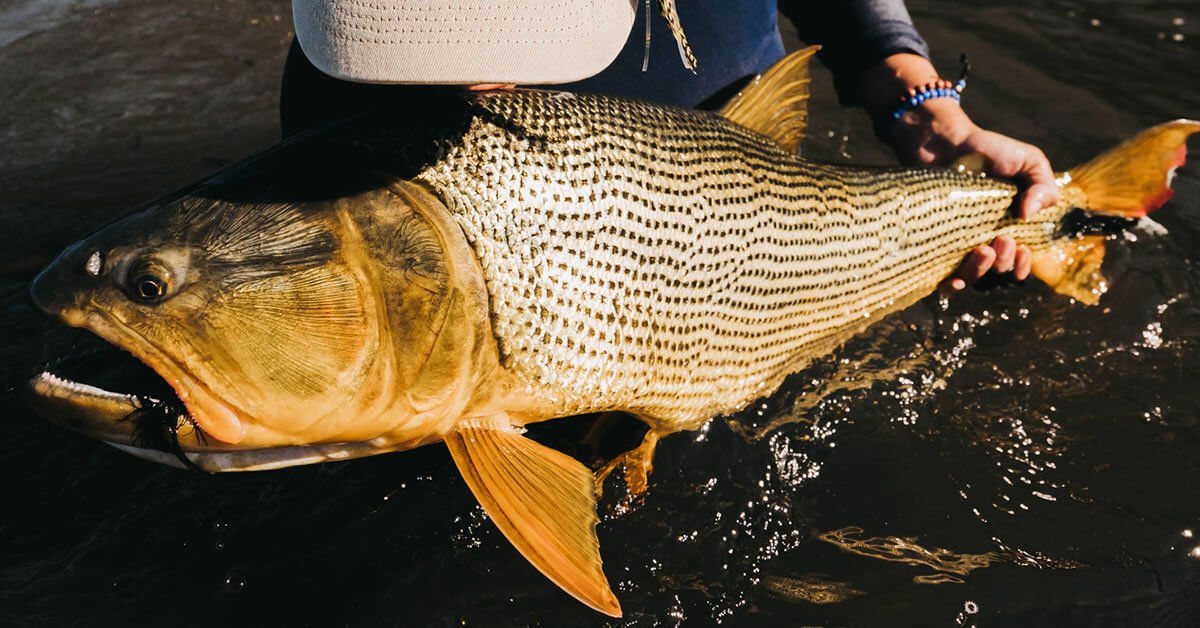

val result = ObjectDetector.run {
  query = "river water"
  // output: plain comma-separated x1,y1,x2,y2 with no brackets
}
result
2,1,1199,626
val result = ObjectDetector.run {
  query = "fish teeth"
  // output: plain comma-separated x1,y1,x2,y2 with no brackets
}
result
33,371,140,406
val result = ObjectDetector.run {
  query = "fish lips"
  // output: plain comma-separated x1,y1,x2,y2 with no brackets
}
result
28,235,248,441
27,367,409,473
27,250,241,468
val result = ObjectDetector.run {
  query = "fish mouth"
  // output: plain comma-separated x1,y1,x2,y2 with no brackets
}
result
28,330,195,443
26,331,386,473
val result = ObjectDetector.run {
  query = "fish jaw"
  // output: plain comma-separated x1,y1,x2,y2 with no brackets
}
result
28,371,445,471
88,308,246,443
28,260,249,448
28,371,146,442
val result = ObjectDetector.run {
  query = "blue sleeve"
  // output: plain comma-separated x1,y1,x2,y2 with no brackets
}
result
558,0,784,109
780,0,932,106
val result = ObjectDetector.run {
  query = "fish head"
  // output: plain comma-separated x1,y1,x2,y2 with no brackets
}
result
26,175,465,470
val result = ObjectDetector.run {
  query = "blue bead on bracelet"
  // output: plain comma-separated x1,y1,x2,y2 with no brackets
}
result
891,54,972,120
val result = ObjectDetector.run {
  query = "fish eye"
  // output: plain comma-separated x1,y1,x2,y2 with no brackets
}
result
127,262,173,304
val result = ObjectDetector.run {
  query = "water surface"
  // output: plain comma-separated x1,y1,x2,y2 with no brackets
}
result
2,1,1200,626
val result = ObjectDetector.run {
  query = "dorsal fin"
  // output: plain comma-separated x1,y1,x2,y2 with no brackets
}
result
718,45,820,154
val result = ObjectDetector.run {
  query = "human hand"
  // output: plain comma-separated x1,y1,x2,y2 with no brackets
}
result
886,98,1060,220
861,54,1059,295
889,100,1055,295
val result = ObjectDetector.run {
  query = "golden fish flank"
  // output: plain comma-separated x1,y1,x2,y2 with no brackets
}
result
26,47,1200,616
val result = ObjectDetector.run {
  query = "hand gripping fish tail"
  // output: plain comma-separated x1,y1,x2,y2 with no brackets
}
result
1027,119,1200,305
23,47,1200,616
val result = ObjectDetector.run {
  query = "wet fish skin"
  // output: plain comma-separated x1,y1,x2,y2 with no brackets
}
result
416,88,1058,432
25,48,1199,616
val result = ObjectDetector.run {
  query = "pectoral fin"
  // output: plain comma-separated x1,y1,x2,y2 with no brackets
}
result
445,420,622,617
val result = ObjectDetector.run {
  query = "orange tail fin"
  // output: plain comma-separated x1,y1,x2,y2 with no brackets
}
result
1065,119,1200,217
1031,120,1199,304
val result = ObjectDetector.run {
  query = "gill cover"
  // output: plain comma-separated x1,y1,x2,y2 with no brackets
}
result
178,197,376,442
27,191,386,446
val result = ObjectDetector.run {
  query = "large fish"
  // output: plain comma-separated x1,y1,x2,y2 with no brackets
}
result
26,48,1199,615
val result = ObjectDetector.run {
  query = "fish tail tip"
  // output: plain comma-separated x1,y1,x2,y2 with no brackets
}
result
1067,119,1200,218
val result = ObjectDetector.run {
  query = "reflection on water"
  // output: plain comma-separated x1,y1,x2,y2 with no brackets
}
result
814,525,1084,585
760,574,865,604
816,525,1004,584
3,0,1200,626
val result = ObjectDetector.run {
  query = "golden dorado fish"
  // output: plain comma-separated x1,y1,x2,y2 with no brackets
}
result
26,48,1199,616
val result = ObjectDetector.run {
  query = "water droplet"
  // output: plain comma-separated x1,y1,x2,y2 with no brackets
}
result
221,570,247,593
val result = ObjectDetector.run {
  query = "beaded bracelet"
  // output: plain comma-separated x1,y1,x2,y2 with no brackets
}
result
890,54,972,121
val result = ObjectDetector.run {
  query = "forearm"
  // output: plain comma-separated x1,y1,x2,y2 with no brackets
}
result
781,0,931,106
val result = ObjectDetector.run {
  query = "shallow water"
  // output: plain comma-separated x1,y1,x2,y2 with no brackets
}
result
2,1,1200,626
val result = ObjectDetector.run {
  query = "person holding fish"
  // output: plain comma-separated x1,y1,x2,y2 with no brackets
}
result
282,0,1057,292
29,0,1197,617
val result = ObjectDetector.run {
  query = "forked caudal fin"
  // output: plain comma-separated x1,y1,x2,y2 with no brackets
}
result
1031,120,1200,304
445,419,622,617
1065,119,1200,218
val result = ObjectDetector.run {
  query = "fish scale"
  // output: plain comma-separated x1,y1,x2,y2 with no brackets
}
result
25,43,1195,614
415,89,1053,429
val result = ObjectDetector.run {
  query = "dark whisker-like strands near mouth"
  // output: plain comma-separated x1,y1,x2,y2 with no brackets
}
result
120,395,210,474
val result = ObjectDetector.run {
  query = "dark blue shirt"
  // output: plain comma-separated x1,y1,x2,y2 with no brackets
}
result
280,1,931,135
562,0,930,108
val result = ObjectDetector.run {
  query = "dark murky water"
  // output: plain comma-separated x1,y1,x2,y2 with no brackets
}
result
3,1,1200,626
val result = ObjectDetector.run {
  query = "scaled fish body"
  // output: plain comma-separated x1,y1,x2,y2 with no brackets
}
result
27,49,1199,615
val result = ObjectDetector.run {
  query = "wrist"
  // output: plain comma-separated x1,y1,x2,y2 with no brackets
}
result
860,53,940,121
904,98,976,142
862,53,977,149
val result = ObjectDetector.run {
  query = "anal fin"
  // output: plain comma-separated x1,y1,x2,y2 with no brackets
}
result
445,419,622,617
1030,235,1108,305
595,430,661,502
